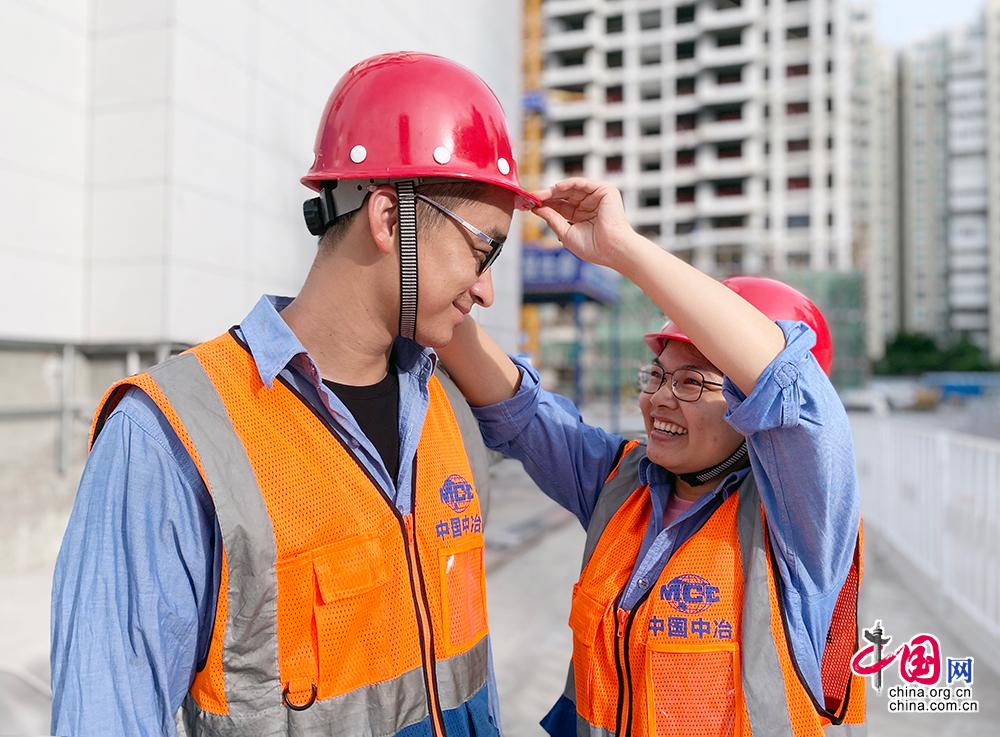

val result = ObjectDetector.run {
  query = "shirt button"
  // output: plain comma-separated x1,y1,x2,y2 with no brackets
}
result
637,577,649,589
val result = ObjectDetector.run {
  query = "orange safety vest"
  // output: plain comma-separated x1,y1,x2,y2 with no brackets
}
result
90,330,490,737
563,441,866,737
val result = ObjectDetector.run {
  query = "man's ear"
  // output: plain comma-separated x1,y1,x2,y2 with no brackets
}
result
367,186,397,255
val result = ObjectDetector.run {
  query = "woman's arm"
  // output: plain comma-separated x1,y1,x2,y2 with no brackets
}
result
533,178,786,395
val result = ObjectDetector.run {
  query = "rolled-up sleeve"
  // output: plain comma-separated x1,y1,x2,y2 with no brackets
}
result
473,358,626,528
723,320,861,700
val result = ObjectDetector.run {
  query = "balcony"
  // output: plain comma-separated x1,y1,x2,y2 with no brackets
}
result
543,27,599,54
696,191,760,218
699,118,756,142
697,36,759,68
697,152,761,179
542,62,594,89
697,79,756,107
541,0,598,19
547,94,593,121
542,132,593,158
698,4,756,32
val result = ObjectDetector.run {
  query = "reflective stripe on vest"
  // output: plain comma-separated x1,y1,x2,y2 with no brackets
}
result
563,443,863,737
91,334,490,737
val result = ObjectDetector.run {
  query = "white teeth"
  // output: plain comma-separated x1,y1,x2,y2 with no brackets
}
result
652,420,687,435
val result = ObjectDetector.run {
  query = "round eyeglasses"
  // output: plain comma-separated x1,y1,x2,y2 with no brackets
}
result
637,365,725,402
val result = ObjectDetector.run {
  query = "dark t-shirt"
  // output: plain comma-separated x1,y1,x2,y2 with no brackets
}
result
323,371,400,481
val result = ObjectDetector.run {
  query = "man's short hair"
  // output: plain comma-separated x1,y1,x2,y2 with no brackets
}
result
318,180,490,252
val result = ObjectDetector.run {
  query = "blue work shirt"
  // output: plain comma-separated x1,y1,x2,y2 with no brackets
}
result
50,295,503,737
472,320,861,706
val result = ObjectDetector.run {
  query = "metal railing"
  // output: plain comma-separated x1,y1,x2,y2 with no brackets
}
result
851,415,1000,648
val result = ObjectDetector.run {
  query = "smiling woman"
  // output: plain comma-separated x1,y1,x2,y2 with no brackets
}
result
437,177,866,737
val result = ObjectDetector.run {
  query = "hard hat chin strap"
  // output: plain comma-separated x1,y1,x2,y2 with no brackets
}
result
395,180,418,341
676,440,749,487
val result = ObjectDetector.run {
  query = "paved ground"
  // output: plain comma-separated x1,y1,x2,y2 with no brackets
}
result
2,458,997,736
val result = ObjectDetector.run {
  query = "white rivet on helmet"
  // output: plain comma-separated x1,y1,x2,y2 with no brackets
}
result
350,145,367,163
433,146,452,165
497,157,511,175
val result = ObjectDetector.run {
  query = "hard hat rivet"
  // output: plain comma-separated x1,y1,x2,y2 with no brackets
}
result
433,146,452,165
497,157,511,175
350,145,367,163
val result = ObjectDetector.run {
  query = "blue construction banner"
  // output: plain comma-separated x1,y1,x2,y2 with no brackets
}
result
521,245,620,305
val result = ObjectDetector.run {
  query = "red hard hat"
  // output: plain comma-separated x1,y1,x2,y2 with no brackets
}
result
302,52,540,209
643,276,834,375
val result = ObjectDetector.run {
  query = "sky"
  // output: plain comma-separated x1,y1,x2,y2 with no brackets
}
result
875,0,984,46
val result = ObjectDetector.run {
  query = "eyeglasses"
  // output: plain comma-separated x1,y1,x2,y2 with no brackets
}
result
416,193,506,275
637,365,725,402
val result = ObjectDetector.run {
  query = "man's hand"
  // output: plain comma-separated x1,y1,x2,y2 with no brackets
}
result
532,178,635,270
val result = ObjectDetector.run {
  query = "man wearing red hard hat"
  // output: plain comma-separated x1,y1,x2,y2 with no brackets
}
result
52,52,539,737
438,180,866,735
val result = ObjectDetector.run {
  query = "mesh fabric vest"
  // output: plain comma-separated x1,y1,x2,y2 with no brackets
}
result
90,331,490,737
565,442,866,737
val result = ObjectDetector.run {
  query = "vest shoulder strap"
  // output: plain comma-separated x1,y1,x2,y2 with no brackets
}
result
580,440,645,572
433,366,490,507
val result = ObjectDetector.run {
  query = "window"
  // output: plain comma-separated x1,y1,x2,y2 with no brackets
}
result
714,105,742,122
827,60,834,74
675,221,696,235
714,0,742,8
826,98,834,112
556,13,587,32
826,136,834,149
638,225,662,238
716,66,743,85
605,155,623,173
641,157,662,172
639,9,661,30
676,186,696,204
786,101,809,115
714,180,744,197
787,176,811,190
716,141,742,159
711,216,746,229
787,214,810,228
640,119,662,136
676,77,696,95
562,156,585,176
560,120,585,137
787,63,809,78
676,149,696,167
606,15,623,34
640,45,662,66
605,85,624,103
605,120,623,138
639,189,661,207
676,113,698,131
787,138,810,152
676,5,696,24
640,83,662,101
555,49,586,67
676,41,696,60
786,26,809,40
606,50,623,68
716,30,742,48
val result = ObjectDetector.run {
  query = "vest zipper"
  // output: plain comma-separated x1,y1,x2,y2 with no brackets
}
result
229,334,447,737
402,513,448,737
254,355,449,734
621,582,656,737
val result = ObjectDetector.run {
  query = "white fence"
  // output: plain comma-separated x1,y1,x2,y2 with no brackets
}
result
851,415,1000,651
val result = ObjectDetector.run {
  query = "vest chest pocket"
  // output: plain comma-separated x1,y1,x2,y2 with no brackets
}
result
438,536,488,657
278,533,391,699
567,582,609,716
644,640,741,737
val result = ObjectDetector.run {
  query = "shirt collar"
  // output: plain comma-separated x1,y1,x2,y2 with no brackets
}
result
238,295,438,388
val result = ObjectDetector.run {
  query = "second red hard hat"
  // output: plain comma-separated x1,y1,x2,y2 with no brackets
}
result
644,276,834,375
